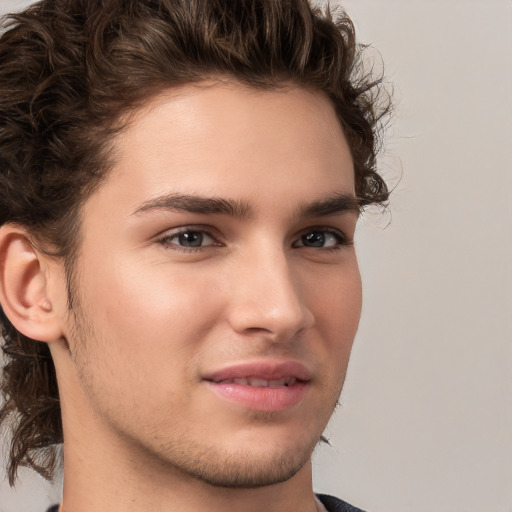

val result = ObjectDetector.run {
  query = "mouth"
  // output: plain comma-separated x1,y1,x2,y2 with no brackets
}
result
203,361,311,412
215,376,298,387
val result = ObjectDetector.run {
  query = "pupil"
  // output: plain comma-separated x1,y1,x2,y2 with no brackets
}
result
303,232,325,247
179,232,203,247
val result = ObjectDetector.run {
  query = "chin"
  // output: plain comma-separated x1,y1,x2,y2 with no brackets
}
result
149,425,320,489
180,443,313,488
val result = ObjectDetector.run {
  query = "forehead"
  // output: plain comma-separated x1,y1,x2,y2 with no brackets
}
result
87,82,355,219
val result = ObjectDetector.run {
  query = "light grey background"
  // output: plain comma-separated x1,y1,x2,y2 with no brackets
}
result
1,1,511,511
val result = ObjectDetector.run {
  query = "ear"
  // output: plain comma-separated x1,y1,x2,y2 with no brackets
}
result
0,224,64,342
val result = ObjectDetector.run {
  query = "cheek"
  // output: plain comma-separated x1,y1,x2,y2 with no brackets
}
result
83,255,225,343
308,259,362,340
306,259,362,390
72,256,230,406
69,261,212,413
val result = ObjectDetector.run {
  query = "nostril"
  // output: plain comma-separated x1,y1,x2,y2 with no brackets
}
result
245,326,271,334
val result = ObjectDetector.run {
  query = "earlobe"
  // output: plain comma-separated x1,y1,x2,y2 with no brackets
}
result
0,224,64,343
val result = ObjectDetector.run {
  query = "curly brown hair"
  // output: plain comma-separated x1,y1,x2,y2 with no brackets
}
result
0,0,390,485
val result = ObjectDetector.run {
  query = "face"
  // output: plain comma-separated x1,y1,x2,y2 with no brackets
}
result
56,82,362,488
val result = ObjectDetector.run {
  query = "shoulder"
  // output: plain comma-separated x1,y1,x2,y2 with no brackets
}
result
316,493,367,512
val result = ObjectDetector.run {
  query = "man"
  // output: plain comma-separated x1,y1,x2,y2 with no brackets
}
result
0,1,389,511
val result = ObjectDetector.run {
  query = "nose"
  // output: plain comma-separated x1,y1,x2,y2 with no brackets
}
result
226,247,315,342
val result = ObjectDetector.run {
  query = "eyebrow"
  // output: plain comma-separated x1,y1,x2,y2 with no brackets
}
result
132,193,252,219
132,191,360,219
298,192,361,217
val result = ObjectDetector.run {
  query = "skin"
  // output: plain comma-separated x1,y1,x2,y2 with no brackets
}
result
20,82,362,512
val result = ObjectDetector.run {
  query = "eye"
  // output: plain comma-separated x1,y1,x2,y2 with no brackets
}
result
159,229,218,249
293,229,347,249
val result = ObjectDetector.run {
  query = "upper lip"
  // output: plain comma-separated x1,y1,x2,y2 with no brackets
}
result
203,360,312,383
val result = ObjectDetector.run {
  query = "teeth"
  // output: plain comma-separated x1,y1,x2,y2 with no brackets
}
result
269,377,296,387
219,377,297,387
248,378,268,387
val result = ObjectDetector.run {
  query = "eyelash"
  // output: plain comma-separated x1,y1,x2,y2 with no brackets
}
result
157,227,221,253
292,228,350,251
156,226,351,252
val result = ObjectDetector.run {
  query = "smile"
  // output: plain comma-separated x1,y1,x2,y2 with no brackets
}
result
216,377,297,387
203,360,311,412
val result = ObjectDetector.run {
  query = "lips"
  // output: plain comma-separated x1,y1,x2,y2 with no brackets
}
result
203,360,311,412
204,360,312,383
218,376,297,387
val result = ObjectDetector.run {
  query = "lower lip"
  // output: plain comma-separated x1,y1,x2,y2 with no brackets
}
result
205,381,308,412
